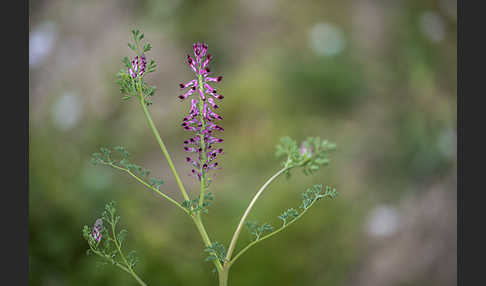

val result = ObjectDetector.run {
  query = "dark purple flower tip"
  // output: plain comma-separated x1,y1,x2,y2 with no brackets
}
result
205,68,210,73
179,83,185,88
191,86,196,90
184,140,189,144
216,76,223,82
184,147,190,151
186,157,191,162
184,126,191,130
191,169,196,173
203,164,208,169
207,54,212,60
217,95,224,100
198,148,203,152
214,162,218,166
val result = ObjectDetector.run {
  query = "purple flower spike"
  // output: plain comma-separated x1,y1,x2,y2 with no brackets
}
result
91,218,103,243
180,42,224,180
128,55,147,78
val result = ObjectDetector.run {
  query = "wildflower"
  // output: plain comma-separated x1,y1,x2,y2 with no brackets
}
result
179,42,224,180
91,218,103,242
128,55,147,78
300,143,312,159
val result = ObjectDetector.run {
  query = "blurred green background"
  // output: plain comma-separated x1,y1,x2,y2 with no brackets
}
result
29,0,457,285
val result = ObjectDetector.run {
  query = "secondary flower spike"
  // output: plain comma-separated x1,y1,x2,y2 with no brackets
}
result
129,55,147,78
91,218,103,242
180,42,224,180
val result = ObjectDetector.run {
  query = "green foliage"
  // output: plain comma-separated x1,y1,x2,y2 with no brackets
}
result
142,43,152,53
245,221,274,241
117,29,157,106
181,192,214,215
300,184,337,210
278,208,299,226
204,241,227,264
82,201,140,271
92,146,164,190
241,185,337,249
275,136,336,177
324,185,338,199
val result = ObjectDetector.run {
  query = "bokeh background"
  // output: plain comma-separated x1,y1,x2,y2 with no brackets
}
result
29,0,457,285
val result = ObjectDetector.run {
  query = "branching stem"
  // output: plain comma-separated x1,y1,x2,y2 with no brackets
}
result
139,92,190,202
224,167,288,266
108,163,188,214
136,86,222,273
227,197,319,268
109,211,147,286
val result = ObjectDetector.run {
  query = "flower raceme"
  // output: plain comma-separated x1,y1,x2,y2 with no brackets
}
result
129,55,147,79
91,218,103,243
180,43,224,180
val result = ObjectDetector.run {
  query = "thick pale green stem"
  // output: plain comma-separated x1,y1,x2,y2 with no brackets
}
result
224,167,288,266
218,269,229,286
139,97,190,202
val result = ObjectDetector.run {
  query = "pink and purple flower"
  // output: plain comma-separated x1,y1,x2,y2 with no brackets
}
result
179,43,224,180
128,55,147,78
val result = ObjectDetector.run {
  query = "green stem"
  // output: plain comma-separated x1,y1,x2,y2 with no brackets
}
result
218,268,229,286
224,167,288,266
139,96,190,202
136,84,223,274
197,72,207,207
192,215,224,272
109,163,188,214
227,197,318,268
88,244,131,273
110,213,148,286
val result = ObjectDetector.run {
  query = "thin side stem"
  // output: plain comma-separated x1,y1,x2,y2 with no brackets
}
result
110,212,148,286
88,244,131,273
139,96,190,201
224,167,288,265
109,163,188,214
227,198,318,268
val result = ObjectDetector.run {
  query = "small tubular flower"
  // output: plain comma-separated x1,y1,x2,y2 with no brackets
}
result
180,42,224,180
